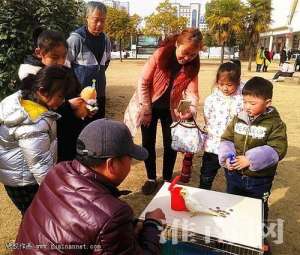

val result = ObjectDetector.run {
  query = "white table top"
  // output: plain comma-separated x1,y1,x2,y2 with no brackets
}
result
139,183,263,249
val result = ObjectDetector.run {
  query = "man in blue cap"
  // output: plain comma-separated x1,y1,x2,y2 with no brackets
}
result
15,119,165,255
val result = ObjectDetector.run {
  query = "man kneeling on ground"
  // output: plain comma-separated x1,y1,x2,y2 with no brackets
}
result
14,119,165,255
272,61,295,81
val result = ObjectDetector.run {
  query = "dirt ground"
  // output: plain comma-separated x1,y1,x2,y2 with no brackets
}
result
0,59,299,254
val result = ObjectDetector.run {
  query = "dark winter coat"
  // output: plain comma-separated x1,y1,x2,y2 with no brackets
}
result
14,160,162,255
18,56,83,162
219,107,287,177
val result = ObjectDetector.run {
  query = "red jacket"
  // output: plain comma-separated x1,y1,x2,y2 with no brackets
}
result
124,47,199,136
14,160,162,255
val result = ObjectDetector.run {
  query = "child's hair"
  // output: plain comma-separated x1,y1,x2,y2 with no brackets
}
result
242,76,273,99
20,65,77,101
216,62,241,85
32,26,45,48
229,59,241,70
37,30,68,54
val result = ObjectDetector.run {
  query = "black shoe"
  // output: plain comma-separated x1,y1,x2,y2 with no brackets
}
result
141,180,158,195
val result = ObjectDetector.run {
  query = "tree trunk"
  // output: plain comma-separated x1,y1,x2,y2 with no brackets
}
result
221,42,225,64
247,45,253,71
119,38,123,62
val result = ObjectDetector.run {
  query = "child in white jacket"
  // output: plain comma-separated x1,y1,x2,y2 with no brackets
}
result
200,61,244,189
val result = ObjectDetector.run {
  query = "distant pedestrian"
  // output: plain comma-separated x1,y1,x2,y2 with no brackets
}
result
262,49,271,72
256,47,265,72
295,55,300,71
287,49,292,60
272,61,295,81
279,48,287,65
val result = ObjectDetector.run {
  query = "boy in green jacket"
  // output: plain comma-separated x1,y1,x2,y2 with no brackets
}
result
218,76,287,254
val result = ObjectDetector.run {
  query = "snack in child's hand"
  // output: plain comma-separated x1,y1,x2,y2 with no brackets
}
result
80,79,98,112
81,86,97,101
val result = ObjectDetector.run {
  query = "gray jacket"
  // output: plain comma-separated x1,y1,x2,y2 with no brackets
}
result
66,26,111,97
0,91,60,186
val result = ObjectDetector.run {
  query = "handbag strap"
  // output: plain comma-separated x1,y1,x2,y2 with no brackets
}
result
170,117,205,132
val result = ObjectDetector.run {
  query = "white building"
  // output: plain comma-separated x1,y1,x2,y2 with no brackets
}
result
171,1,208,31
260,0,300,52
119,1,129,13
101,0,129,13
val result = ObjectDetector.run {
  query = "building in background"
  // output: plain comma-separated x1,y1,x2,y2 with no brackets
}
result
260,0,300,53
118,1,129,13
101,0,129,13
171,1,208,31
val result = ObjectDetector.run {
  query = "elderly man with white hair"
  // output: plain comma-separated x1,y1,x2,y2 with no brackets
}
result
66,1,111,121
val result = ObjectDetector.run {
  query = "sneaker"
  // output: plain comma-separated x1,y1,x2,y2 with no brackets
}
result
141,180,158,195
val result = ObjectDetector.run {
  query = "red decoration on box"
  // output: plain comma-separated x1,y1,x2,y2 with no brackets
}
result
168,176,188,211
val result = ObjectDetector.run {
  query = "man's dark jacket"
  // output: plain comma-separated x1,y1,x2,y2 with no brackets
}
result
14,160,162,255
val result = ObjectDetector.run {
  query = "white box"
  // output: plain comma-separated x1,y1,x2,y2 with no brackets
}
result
140,183,263,252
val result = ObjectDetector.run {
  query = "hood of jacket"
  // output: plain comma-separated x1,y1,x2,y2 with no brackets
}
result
0,91,59,128
72,26,105,41
18,55,43,80
73,26,87,40
212,85,243,98
237,106,280,125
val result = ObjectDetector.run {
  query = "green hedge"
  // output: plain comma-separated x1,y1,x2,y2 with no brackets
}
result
0,0,84,99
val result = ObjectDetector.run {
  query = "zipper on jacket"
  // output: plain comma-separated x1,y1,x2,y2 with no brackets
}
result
241,121,251,175
242,124,250,155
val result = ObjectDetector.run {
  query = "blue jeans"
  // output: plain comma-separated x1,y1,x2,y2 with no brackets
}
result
225,170,274,222
200,152,221,190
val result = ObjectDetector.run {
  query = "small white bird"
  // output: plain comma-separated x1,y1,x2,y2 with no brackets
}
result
180,188,220,217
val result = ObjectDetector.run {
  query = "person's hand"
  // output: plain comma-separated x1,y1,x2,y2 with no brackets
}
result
69,97,85,110
145,208,166,225
174,108,193,121
225,158,236,171
179,111,193,120
134,221,143,236
231,156,250,170
69,97,89,119
141,113,152,127
85,106,97,118
174,109,181,121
